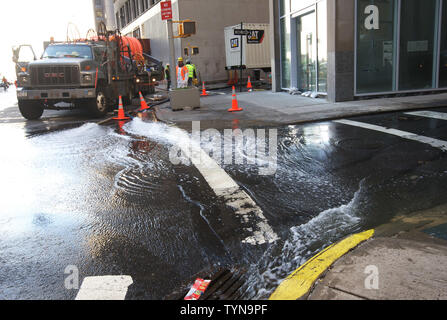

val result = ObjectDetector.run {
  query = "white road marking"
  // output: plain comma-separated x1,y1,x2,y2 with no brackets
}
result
334,119,447,151
75,275,133,300
124,119,278,245
405,110,447,121
179,136,279,245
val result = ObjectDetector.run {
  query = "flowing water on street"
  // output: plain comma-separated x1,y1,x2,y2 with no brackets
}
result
1,110,447,299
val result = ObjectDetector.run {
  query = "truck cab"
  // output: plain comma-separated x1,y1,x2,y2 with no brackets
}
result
13,38,163,120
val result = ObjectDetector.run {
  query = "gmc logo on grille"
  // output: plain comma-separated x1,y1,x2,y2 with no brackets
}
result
44,73,64,78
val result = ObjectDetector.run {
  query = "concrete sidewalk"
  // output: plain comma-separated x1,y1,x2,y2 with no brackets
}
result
306,205,447,300
267,204,447,300
154,90,447,127
307,233,447,300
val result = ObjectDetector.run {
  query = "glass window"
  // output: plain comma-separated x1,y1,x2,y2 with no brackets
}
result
280,17,291,88
125,1,131,25
133,28,141,38
280,0,290,17
43,45,93,60
399,0,437,90
140,0,146,12
439,2,447,87
132,0,137,20
291,0,316,13
356,0,396,94
317,0,327,92
120,7,126,27
116,13,120,29
297,11,317,92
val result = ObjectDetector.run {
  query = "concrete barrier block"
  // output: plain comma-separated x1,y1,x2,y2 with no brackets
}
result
169,87,201,111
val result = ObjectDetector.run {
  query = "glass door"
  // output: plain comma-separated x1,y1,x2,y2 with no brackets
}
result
297,11,317,92
398,0,438,90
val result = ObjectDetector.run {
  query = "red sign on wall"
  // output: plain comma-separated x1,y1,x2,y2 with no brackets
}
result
161,1,172,20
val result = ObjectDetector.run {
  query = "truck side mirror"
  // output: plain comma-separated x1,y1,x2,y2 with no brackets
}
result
12,47,19,63
12,45,37,64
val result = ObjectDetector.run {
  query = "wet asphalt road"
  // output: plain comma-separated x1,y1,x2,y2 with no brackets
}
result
1,88,447,300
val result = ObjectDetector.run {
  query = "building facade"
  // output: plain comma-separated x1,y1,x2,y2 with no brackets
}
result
113,0,270,83
92,0,117,31
271,0,447,101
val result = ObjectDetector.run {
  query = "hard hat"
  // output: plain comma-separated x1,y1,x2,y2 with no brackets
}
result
177,57,183,62
166,63,170,66
186,59,191,64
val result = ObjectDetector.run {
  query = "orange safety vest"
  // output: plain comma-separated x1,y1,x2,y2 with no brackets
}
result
176,66,188,80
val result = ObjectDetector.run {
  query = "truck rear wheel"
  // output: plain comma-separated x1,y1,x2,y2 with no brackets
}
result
87,89,108,118
18,101,44,120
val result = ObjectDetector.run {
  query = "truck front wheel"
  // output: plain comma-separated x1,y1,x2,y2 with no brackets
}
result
87,89,109,118
18,100,44,120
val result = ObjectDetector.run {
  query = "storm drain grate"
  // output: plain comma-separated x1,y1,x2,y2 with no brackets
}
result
165,268,247,300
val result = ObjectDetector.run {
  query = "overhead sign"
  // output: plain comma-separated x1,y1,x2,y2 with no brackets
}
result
234,29,250,36
247,30,265,44
161,1,172,20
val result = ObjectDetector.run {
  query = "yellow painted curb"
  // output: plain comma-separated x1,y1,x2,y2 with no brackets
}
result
269,229,375,300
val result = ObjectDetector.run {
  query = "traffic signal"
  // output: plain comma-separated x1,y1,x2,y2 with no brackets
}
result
183,21,196,34
178,21,196,37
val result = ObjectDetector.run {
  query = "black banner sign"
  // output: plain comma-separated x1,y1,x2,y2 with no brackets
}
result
247,30,265,44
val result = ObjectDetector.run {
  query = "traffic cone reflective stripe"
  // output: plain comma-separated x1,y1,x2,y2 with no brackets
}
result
138,91,150,111
228,86,243,112
113,96,130,120
247,76,253,92
200,82,209,96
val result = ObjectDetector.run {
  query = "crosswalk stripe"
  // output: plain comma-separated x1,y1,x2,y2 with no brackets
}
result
180,134,279,245
75,275,133,300
125,118,279,246
334,119,447,152
404,110,447,121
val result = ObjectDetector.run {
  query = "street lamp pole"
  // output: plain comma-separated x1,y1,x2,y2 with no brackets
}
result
167,19,177,90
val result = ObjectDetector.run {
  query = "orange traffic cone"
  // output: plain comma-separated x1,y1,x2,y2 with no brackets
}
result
138,91,150,111
113,96,130,120
247,76,253,92
200,82,209,96
228,86,243,112
117,120,127,135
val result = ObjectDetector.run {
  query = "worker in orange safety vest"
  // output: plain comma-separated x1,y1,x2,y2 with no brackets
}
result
176,57,189,88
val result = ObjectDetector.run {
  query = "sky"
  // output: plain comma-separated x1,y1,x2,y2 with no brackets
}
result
0,0,95,80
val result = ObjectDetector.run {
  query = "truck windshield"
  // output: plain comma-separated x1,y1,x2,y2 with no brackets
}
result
43,45,92,59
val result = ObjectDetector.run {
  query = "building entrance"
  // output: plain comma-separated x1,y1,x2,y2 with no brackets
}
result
296,11,317,92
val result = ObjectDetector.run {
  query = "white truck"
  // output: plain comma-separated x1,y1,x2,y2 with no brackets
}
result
224,23,271,72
